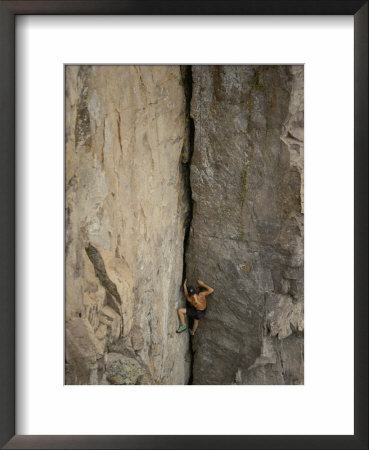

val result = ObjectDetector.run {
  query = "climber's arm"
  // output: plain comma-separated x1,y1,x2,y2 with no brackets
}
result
183,279,190,301
198,279,214,296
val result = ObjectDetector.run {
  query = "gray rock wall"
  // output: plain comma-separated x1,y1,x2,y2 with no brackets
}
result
65,66,191,384
186,65,304,384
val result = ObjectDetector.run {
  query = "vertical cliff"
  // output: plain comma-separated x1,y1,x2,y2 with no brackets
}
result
65,66,191,384
186,65,304,384
65,65,304,385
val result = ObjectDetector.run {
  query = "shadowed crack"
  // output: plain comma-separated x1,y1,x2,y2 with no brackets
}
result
181,65,195,284
85,244,122,317
181,65,195,384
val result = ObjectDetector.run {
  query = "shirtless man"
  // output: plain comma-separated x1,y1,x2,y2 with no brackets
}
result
176,279,214,336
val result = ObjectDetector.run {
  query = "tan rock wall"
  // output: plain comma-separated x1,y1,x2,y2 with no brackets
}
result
65,66,191,384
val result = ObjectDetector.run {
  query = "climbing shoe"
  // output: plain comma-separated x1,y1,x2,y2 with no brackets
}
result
176,325,187,333
189,329,195,336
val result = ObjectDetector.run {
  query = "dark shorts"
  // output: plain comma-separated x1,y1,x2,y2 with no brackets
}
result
186,301,207,320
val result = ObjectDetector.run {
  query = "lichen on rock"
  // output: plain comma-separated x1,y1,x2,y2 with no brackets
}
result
105,353,143,385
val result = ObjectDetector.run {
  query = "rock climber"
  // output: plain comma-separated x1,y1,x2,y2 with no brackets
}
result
176,278,214,336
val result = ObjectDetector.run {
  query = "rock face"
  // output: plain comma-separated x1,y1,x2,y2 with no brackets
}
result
65,65,304,385
65,66,191,384
186,66,304,384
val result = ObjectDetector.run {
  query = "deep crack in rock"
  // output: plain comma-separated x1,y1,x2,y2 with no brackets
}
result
181,65,195,384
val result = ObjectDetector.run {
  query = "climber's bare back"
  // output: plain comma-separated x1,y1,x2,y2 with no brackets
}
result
190,293,207,311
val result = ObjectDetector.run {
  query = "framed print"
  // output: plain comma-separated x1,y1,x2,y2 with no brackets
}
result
1,1,367,449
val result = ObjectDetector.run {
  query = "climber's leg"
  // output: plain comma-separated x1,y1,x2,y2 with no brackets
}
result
191,319,199,335
177,307,186,326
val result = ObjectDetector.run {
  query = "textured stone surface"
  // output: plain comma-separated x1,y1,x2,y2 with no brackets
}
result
105,353,144,385
65,65,191,384
66,65,304,385
186,66,304,384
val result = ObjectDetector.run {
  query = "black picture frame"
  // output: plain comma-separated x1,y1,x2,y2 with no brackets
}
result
0,1,367,449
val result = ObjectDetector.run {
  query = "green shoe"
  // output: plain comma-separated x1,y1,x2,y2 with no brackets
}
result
176,325,187,333
189,329,195,336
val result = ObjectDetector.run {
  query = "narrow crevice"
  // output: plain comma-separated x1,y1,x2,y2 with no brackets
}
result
180,65,195,385
181,65,195,283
